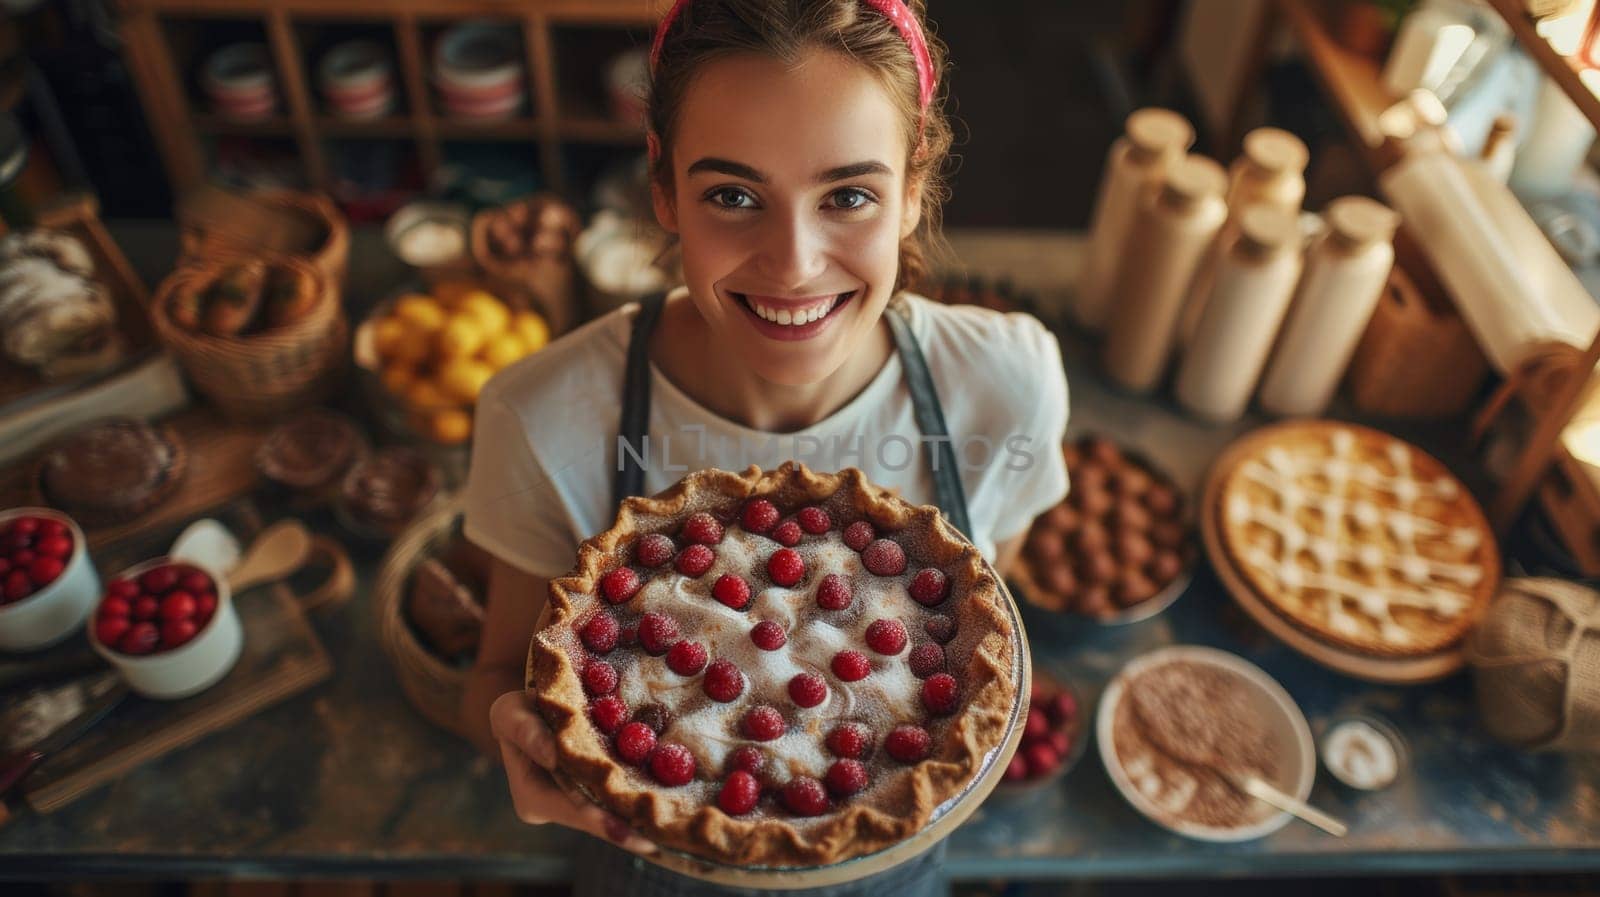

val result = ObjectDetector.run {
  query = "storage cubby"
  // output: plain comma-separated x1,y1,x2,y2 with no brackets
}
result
294,20,409,124
549,25,652,132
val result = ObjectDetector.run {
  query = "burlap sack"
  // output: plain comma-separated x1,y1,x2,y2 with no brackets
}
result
1466,578,1600,751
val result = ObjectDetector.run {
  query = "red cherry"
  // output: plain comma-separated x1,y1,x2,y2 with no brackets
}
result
718,770,761,815
908,643,945,679
750,620,786,651
140,566,179,594
580,612,620,653
885,724,931,762
28,557,65,588
741,499,779,534
767,548,805,587
601,568,640,604
727,745,767,776
583,659,619,696
797,506,831,534
4,530,32,552
742,705,786,741
11,549,34,566
788,672,828,708
35,535,72,560
862,539,906,576
682,512,725,546
815,574,852,611
590,696,629,735
161,618,198,648
118,622,160,655
107,579,140,600
133,596,159,620
712,574,750,610
99,596,131,619
843,521,876,552
831,650,871,682
160,590,197,621
921,673,959,715
1003,755,1029,781
1024,743,1061,777
95,616,130,647
637,612,680,655
0,558,9,577
195,592,218,619
825,759,868,796
615,721,657,764
7,517,39,538
4,569,33,603
1051,691,1079,724
864,618,908,655
771,520,803,547
675,544,715,578
666,640,708,675
826,723,870,759
178,570,211,594
1024,708,1050,740
635,533,676,568
782,776,830,816
909,568,949,606
35,519,67,541
703,659,744,702
648,742,696,786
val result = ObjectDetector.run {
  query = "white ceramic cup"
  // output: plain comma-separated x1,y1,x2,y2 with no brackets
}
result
88,556,242,700
0,507,100,652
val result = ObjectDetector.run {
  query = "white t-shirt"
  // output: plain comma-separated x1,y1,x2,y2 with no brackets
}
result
462,291,1071,580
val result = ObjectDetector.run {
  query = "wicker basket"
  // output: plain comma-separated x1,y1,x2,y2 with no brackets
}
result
375,497,470,736
1345,264,1490,418
469,195,580,337
149,254,348,421
180,189,350,300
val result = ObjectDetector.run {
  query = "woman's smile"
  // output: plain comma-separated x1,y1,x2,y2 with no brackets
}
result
727,289,858,342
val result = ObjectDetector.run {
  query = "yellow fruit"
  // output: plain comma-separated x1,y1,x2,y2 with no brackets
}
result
405,378,453,411
439,358,495,403
461,291,510,332
437,315,487,358
380,363,417,397
428,408,473,444
393,294,446,332
431,280,478,308
482,333,527,369
389,326,435,364
514,310,550,353
372,317,407,360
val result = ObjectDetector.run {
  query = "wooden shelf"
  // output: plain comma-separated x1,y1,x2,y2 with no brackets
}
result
557,116,645,143
1487,0,1600,135
314,116,418,138
1279,0,1398,173
191,114,295,137
433,117,543,140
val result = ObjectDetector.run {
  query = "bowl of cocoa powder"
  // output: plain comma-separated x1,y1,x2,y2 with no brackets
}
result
1096,646,1316,842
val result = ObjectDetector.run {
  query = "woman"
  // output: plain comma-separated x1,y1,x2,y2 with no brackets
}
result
461,1,1070,893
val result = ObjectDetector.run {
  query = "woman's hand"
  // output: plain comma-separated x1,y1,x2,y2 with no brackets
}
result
490,690,658,855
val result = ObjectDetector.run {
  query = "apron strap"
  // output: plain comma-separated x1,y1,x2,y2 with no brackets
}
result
613,291,668,511
885,299,974,540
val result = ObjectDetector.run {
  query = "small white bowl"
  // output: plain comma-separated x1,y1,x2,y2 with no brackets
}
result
88,557,242,699
1097,645,1316,842
0,507,100,652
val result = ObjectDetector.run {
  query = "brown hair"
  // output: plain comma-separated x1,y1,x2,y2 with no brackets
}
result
647,0,953,293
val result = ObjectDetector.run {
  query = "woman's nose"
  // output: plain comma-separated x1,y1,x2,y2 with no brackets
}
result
756,211,829,288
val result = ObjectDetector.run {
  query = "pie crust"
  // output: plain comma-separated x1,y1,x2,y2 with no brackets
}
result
528,462,1020,867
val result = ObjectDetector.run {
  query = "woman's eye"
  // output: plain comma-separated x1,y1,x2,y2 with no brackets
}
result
708,187,756,209
828,188,875,211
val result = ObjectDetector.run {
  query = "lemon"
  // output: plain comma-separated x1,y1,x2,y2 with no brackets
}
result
461,291,510,332
514,310,550,352
404,378,453,412
372,317,407,360
380,362,417,397
393,294,446,332
439,358,495,403
428,408,474,444
482,332,527,369
389,326,435,364
437,315,487,358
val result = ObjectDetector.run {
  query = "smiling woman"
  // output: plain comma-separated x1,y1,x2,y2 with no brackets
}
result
459,3,1070,896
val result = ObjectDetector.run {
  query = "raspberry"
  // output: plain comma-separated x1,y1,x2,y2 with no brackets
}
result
591,696,628,734
864,618,907,655
826,723,870,759
797,506,831,534
727,745,767,776
788,672,827,708
703,658,744,702
885,724,931,763
815,574,852,611
675,544,715,578
782,776,830,816
742,705,786,741
636,534,676,568
924,615,956,644
843,521,876,551
601,568,640,604
750,620,786,651
767,548,805,587
1024,707,1050,739
909,643,945,678
825,759,868,797
771,520,802,547
682,512,725,545
921,673,959,715
719,770,762,815
615,721,656,764
1024,742,1061,777
741,499,779,534
831,650,871,682
909,568,949,606
649,742,696,786
861,539,906,576
712,574,751,610
666,640,708,675
1051,691,1079,725
580,612,620,653
119,622,160,656
583,659,618,696
638,612,680,655
1003,755,1029,781
634,703,672,734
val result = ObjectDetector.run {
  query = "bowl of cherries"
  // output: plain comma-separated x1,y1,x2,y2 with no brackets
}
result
993,669,1088,799
0,508,100,651
88,557,241,698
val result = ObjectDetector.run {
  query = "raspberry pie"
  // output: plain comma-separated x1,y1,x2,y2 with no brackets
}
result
528,462,1022,867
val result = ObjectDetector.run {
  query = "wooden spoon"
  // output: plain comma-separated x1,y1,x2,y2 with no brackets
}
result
226,520,313,592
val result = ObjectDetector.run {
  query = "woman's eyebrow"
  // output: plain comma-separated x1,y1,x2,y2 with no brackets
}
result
685,158,892,184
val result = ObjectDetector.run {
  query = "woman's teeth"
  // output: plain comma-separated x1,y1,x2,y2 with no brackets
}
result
746,293,848,326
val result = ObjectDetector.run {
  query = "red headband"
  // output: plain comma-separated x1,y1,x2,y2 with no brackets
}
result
648,0,937,111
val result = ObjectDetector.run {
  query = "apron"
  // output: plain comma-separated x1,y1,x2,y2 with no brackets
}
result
578,290,969,897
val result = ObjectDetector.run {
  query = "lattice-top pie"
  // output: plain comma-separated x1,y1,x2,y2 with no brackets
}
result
528,462,1021,867
1215,421,1498,657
